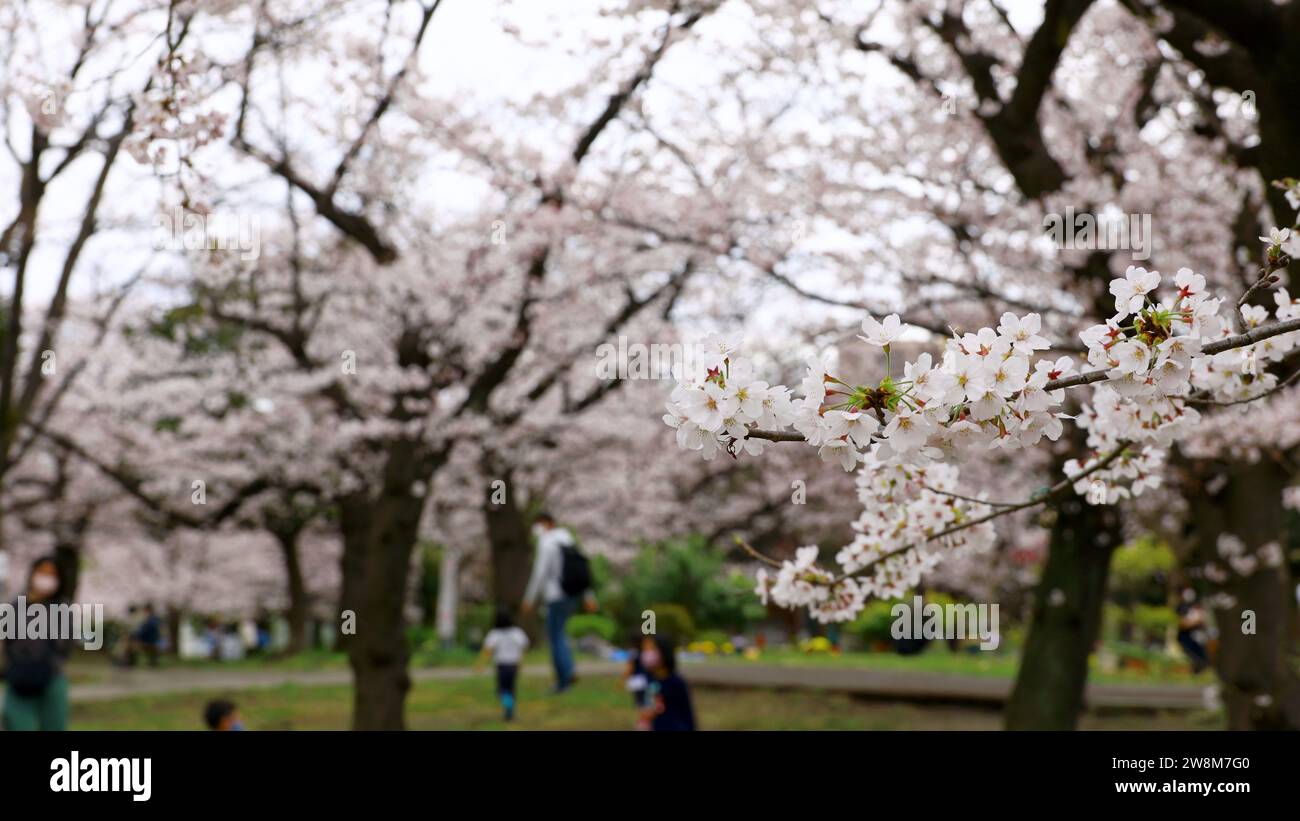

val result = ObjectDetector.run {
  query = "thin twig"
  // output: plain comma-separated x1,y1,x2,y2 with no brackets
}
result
1187,367,1300,407
733,535,782,567
919,483,1021,508
734,443,1131,584
1235,257,1289,330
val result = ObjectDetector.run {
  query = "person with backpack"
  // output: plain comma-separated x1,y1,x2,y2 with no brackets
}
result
2,556,72,731
521,511,594,693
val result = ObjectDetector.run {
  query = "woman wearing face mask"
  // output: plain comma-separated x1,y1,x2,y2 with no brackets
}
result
2,556,72,730
642,636,695,732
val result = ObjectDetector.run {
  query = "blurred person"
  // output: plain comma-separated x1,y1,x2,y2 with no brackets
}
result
1176,585,1210,673
643,636,695,732
112,604,141,666
204,618,223,660
129,604,163,667
479,610,530,721
2,557,71,731
622,633,652,729
219,623,245,661
520,511,595,693
239,618,258,652
203,699,244,730
255,616,272,653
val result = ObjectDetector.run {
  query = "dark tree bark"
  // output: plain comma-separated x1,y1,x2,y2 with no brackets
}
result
273,528,310,655
1134,1,1300,729
337,442,440,730
1006,497,1123,729
1188,458,1300,729
165,606,182,659
482,465,534,615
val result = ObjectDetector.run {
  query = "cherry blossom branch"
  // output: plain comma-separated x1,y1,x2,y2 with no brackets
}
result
743,315,1300,445
734,535,782,568
837,443,1130,581
1234,256,1289,330
735,442,1131,581
919,483,1022,508
1188,367,1300,407
938,444,1121,525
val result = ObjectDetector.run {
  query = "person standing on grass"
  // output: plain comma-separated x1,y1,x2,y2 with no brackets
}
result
643,636,695,732
129,603,163,667
1175,585,1210,673
520,511,594,693
2,556,72,731
479,610,530,721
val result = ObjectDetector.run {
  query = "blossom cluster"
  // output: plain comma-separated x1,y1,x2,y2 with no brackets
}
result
667,261,1300,620
1070,266,1300,501
665,309,1075,476
754,454,998,622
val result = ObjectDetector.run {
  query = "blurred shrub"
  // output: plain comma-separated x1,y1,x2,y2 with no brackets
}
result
694,629,729,646
645,602,696,641
1102,602,1128,642
566,614,619,643
407,623,439,651
1132,604,1177,643
457,602,495,647
848,599,901,646
1110,536,1175,605
610,536,763,636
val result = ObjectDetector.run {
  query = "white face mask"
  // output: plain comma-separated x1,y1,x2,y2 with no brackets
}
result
31,575,58,596
532,524,547,540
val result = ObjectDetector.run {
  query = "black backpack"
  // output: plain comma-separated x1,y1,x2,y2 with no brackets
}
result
558,540,593,597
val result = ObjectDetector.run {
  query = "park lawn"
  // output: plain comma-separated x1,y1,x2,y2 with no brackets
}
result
69,673,1225,731
66,645,502,684
700,646,1218,687
69,643,1214,688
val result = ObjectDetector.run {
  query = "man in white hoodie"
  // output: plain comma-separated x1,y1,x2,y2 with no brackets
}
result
521,512,589,692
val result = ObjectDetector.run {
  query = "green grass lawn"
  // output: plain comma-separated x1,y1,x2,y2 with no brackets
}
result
69,642,1213,688
66,645,490,684
702,646,1217,686
70,673,1224,731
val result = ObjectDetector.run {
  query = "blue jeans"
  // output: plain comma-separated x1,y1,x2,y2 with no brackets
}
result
545,597,577,689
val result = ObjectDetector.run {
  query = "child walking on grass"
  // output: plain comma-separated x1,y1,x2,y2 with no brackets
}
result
480,610,530,721
640,636,695,731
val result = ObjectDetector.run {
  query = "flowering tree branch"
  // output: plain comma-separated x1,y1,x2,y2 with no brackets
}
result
742,313,1300,446
666,254,1300,621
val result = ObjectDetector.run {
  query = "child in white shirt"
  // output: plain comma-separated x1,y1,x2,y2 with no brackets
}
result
480,611,530,721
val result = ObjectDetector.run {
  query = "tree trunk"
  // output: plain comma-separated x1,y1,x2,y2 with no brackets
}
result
337,443,435,730
483,467,533,614
165,606,182,658
435,545,460,648
53,541,80,602
1189,458,1300,729
1006,497,1122,729
274,529,310,655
